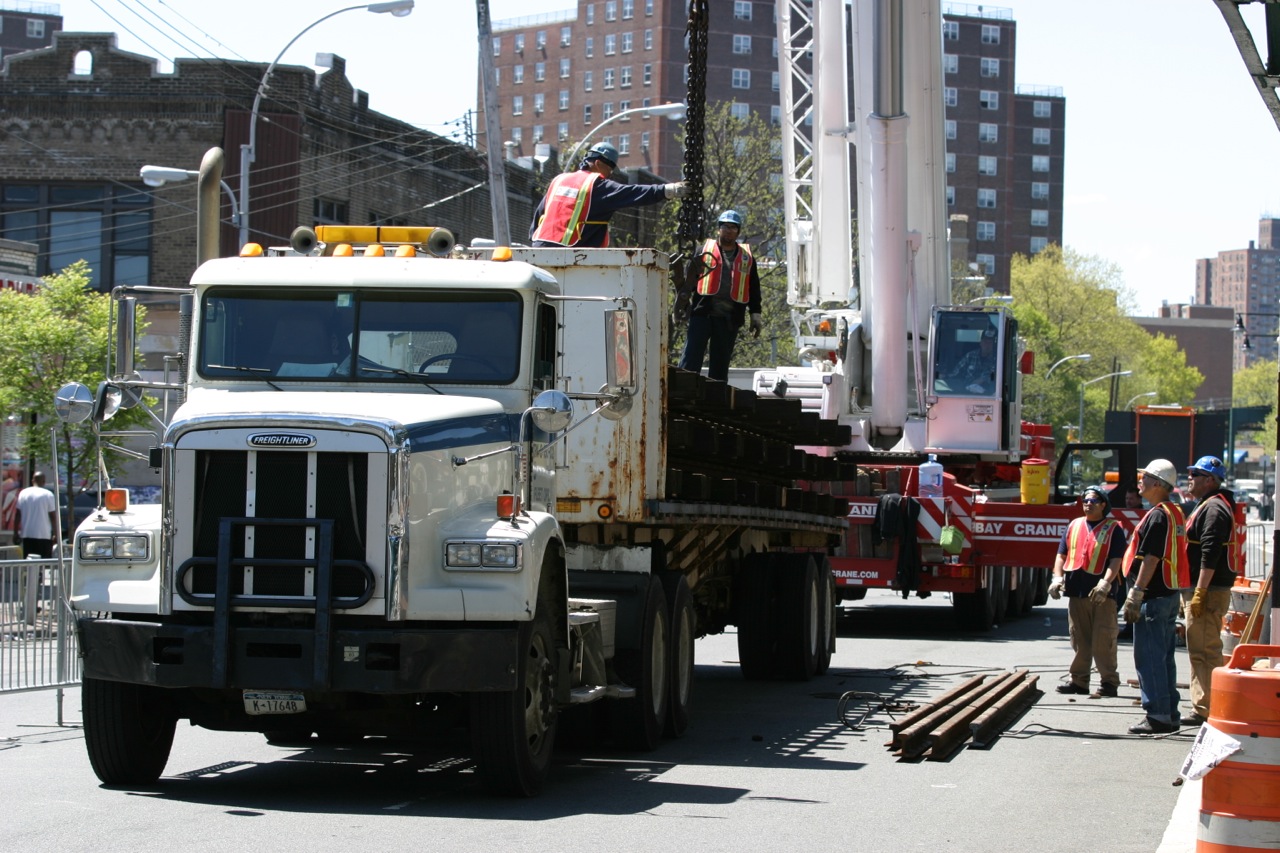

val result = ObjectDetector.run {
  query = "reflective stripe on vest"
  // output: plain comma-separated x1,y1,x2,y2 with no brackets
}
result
1065,516,1118,575
1122,500,1189,589
1185,491,1243,578
695,238,752,302
532,171,600,246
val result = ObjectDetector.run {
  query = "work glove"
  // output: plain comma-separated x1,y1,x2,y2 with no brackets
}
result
749,313,763,338
673,290,691,325
1189,587,1206,618
664,181,688,199
1088,577,1112,605
1123,586,1145,623
1047,577,1065,600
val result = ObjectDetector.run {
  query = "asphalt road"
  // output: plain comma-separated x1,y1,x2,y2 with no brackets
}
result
2,594,1205,852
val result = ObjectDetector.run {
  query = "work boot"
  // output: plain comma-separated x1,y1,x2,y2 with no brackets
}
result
1092,683,1118,698
1055,683,1089,695
1128,717,1177,735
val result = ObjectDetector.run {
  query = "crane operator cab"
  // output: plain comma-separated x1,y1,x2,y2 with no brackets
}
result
925,307,1025,459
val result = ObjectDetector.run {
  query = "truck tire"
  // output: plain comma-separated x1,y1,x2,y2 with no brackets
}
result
736,552,777,680
813,557,836,676
991,566,1010,625
661,572,696,738
952,570,996,632
82,677,177,786
1032,569,1050,607
471,609,558,797
777,554,820,680
1016,567,1035,615
611,575,669,751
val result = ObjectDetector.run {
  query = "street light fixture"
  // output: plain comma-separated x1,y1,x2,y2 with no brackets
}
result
1125,391,1158,410
563,102,687,169
238,1,415,248
966,294,1013,305
1079,370,1132,443
1045,352,1092,381
140,165,241,228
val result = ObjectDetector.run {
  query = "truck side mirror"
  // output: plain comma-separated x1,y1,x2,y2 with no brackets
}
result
53,382,95,424
530,389,573,434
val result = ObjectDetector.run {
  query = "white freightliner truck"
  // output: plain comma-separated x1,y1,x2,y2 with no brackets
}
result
61,198,849,796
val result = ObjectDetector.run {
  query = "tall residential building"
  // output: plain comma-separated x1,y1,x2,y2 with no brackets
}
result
484,2,1063,290
0,2,60,62
1195,217,1280,369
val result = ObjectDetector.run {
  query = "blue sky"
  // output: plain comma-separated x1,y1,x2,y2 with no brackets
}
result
66,0,1279,315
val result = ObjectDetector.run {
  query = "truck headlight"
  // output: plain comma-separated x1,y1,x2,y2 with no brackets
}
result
445,540,521,571
78,534,150,561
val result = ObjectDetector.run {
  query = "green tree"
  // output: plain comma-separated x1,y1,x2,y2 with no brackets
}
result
1232,359,1278,450
1011,245,1202,443
0,261,151,528
655,102,799,369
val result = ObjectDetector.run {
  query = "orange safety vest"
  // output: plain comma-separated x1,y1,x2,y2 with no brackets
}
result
695,238,753,302
1122,500,1189,589
1064,516,1120,576
532,171,601,246
1185,491,1244,578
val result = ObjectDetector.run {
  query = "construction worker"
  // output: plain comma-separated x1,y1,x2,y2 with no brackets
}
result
675,210,763,382
1181,455,1237,727
529,142,685,248
1048,485,1127,698
1121,458,1190,734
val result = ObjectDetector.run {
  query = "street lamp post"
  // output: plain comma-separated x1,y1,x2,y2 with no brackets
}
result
238,1,414,249
141,165,241,228
1125,391,1158,410
1079,370,1132,443
1045,352,1092,380
563,103,687,168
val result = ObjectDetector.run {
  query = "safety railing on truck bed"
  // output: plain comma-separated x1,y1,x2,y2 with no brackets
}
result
1,557,81,696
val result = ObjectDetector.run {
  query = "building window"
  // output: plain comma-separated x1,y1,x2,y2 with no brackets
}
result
603,102,614,120
586,36,595,57
605,0,617,21
981,24,1000,44
980,58,1000,78
534,93,545,114
946,185,955,206
536,30,546,50
1031,181,1049,199
944,87,957,107
770,105,781,126
515,34,525,53
978,156,997,175
645,29,653,50
643,63,652,85
514,65,525,84
734,1,752,21
734,34,752,54
730,102,750,120
586,3,595,25
976,254,996,275
512,95,524,115
1033,127,1051,145
561,26,572,47
1030,209,1049,227
584,104,593,124
558,121,570,139
943,53,957,74
493,67,500,85
945,152,956,173
559,89,570,109
771,71,780,92
28,19,45,38
943,21,959,40
979,90,999,110
621,66,632,87
619,98,631,115
731,68,751,89
978,122,998,143
977,189,997,208
977,222,995,241
604,68,615,89
1030,237,1048,254
1032,155,1050,172
605,34,616,55
622,0,634,19
945,119,956,140
645,0,654,15
641,130,651,149
641,97,651,108
511,127,523,145
533,124,544,142
619,133,631,154
314,198,348,225
622,32,633,52
492,36,501,56
1034,100,1052,118
560,58,571,77
584,70,593,91
534,62,546,82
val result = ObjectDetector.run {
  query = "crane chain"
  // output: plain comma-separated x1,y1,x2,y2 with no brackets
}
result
676,0,709,251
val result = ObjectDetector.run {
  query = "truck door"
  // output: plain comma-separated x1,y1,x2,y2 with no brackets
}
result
925,308,1008,453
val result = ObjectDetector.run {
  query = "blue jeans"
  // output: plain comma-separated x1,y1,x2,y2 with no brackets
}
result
1132,592,1180,721
679,315,737,381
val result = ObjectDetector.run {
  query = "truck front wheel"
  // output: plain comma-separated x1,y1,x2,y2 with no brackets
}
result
82,677,177,785
611,575,669,750
471,611,559,797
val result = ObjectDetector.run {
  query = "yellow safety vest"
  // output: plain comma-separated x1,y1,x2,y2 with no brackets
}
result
1065,516,1119,576
1122,500,1189,589
695,238,752,302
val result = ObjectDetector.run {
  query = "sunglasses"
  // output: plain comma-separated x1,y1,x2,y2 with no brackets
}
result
1188,472,1210,479
1082,499,1103,505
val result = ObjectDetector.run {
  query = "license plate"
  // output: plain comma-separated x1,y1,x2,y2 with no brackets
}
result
243,691,306,716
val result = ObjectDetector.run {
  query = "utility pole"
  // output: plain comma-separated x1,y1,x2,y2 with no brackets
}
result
475,0,511,244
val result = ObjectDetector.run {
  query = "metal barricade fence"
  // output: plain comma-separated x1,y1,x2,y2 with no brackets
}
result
1,557,81,695
1243,521,1271,581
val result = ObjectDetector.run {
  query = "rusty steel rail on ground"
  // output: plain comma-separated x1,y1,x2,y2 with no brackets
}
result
887,669,1040,760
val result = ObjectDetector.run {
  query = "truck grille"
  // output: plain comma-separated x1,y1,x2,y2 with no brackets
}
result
183,450,372,602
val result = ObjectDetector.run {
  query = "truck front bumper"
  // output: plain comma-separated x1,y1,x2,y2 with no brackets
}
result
78,617,519,693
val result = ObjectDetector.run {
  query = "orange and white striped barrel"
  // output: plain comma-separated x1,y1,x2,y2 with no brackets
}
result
1197,643,1280,852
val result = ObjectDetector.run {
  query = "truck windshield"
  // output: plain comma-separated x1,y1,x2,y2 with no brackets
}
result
199,289,523,383
932,311,1001,397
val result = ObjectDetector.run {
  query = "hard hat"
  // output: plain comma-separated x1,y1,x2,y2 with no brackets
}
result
717,209,744,227
1188,455,1226,482
1139,459,1177,489
981,325,997,339
1081,485,1110,510
586,142,619,168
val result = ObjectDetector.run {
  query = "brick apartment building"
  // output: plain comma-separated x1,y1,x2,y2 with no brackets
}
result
1195,217,1280,370
483,1,1065,293
1134,303,1235,408
0,1,59,63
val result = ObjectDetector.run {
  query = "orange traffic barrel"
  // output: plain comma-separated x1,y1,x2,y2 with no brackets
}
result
1197,644,1280,852
1222,580,1271,659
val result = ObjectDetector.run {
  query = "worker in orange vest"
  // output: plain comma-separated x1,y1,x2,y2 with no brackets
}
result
675,209,762,382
